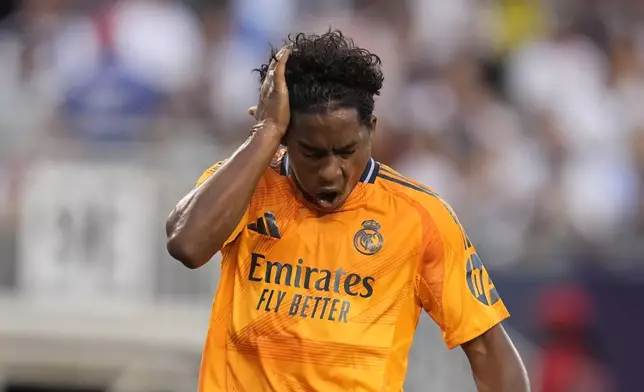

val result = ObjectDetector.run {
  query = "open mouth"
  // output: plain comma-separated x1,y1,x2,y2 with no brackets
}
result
315,190,341,208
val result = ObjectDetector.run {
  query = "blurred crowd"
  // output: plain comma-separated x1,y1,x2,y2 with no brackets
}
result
2,0,644,277
1,0,644,273
3,0,644,276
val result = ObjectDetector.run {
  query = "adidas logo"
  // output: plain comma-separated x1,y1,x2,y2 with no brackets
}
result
247,211,281,239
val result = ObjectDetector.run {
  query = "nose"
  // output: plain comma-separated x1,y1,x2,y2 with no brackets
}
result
318,156,343,184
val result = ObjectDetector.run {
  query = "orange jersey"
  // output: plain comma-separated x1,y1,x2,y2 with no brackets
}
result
195,149,509,392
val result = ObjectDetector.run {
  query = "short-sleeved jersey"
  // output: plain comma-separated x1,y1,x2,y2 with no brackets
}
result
196,149,509,392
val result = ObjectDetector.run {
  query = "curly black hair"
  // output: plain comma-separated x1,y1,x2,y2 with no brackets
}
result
255,30,384,127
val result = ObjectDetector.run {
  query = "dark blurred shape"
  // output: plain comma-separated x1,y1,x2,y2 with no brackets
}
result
0,0,16,22
537,284,594,330
534,284,613,392
480,59,506,99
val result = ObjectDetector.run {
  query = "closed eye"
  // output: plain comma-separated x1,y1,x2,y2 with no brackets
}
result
303,149,356,159
303,150,327,158
298,141,358,158
337,149,357,158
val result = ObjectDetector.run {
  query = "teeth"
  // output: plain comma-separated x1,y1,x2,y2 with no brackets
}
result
318,193,337,203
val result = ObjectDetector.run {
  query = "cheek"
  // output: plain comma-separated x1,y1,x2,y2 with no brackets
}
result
290,158,317,181
349,148,371,174
348,159,367,179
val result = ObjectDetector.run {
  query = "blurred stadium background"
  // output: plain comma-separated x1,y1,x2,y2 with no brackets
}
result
0,0,642,391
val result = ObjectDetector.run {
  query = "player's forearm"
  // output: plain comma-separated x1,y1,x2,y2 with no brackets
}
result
463,325,531,392
471,362,530,392
166,123,283,268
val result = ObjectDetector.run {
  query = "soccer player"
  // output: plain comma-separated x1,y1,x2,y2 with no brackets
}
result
166,31,530,392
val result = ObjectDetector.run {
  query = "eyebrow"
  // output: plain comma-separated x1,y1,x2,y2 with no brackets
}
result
297,140,358,154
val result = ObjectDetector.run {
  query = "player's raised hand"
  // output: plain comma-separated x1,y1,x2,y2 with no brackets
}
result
251,46,291,136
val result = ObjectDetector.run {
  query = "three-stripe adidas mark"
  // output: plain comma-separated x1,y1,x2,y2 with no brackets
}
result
247,211,281,239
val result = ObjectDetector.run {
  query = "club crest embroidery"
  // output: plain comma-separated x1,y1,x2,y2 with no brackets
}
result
354,220,384,256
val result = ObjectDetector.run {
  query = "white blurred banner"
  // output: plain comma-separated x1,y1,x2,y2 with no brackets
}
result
17,160,157,302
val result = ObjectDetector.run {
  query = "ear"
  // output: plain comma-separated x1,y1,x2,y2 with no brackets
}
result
369,115,378,135
281,117,296,146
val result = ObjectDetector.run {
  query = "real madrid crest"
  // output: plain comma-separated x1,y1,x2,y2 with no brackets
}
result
353,220,384,255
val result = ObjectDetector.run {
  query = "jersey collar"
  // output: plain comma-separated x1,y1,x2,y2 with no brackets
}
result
359,157,379,183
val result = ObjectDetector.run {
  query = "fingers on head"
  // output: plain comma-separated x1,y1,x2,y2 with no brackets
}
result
267,45,288,72
274,46,291,83
263,45,291,89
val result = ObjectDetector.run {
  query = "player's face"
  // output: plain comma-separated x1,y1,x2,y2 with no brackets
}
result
286,108,375,212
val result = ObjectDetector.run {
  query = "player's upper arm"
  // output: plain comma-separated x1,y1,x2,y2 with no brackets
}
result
414,195,510,349
195,160,249,250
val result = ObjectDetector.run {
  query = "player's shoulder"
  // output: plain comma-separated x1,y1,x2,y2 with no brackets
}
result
196,147,288,187
374,163,448,213
375,163,469,244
